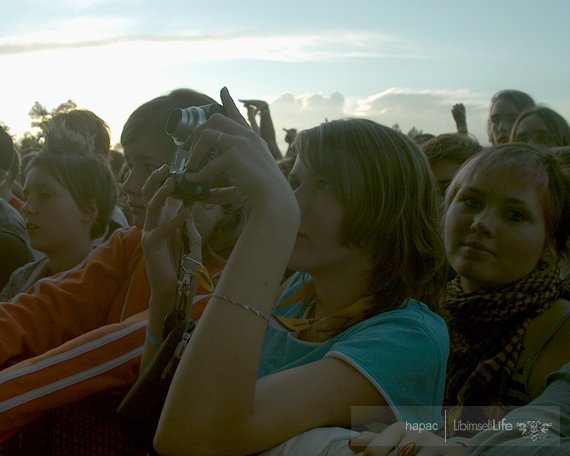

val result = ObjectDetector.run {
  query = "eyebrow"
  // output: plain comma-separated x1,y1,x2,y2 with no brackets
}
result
462,186,533,207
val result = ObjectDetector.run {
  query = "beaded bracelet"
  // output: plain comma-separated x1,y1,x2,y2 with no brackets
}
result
212,294,270,321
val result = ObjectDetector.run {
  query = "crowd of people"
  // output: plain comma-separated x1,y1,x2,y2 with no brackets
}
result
0,87,568,456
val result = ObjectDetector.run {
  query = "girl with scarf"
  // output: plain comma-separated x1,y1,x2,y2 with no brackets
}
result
443,143,569,415
350,143,570,455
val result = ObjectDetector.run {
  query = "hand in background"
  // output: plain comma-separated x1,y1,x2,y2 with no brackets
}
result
451,103,468,134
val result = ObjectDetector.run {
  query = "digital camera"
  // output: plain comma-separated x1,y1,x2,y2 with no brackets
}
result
165,103,225,202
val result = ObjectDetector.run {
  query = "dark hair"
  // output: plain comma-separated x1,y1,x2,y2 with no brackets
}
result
487,90,535,143
0,125,14,171
294,118,447,312
121,88,216,155
511,105,570,147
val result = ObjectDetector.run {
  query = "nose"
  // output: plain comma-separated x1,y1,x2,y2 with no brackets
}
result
121,168,136,197
21,197,34,216
293,186,311,217
470,209,495,235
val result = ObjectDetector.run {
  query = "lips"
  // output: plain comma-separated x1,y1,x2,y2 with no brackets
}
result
25,222,40,231
462,240,494,255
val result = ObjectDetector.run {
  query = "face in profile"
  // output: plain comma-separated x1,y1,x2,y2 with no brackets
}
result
514,114,557,147
444,171,547,292
122,138,172,229
287,157,373,275
489,99,520,145
23,167,93,254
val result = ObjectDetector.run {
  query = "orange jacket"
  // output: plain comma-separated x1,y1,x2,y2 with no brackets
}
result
0,227,148,367
0,227,222,441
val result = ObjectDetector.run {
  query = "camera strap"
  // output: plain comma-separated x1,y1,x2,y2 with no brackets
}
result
162,225,214,339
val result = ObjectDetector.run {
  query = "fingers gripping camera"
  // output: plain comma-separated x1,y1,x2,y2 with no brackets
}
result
165,103,225,202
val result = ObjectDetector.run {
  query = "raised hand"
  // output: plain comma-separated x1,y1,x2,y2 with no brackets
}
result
141,165,201,301
186,88,297,216
451,103,468,134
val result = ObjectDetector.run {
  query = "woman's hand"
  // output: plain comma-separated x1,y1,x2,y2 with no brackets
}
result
141,164,202,301
186,88,297,218
349,423,466,455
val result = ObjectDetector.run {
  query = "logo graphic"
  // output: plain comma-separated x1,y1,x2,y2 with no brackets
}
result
517,420,552,441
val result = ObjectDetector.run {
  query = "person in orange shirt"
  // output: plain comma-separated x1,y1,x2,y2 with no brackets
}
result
0,88,244,442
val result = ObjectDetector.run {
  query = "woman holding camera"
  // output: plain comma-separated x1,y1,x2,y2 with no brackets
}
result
142,88,449,455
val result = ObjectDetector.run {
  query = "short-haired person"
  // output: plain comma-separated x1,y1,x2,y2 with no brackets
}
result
45,109,131,239
0,147,117,300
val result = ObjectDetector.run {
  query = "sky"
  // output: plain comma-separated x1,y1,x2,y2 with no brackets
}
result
1,0,569,152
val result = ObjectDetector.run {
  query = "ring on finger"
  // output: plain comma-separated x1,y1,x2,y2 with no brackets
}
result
394,442,418,456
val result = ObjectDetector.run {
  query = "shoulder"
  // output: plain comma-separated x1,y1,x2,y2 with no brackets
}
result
525,299,570,398
364,299,449,343
331,300,449,360
103,226,142,252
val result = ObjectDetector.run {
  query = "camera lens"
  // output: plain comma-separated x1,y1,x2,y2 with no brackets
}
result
166,107,208,143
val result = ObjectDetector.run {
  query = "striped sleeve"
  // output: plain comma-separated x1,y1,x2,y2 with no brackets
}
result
0,282,218,442
0,311,147,442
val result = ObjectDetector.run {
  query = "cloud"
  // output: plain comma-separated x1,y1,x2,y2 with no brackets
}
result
0,28,427,63
351,88,490,142
0,16,134,54
264,88,493,152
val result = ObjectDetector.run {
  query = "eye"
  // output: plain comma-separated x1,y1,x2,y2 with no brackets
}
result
462,196,481,209
506,209,527,222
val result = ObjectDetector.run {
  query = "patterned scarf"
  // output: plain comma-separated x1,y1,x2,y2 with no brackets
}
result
443,261,562,408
